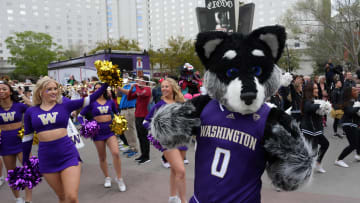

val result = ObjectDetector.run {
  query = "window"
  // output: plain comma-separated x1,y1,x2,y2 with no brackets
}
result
20,4,26,9
45,25,50,29
32,5,38,9
8,16,14,21
7,9,13,14
0,50,3,54
20,11,26,15
33,12,39,16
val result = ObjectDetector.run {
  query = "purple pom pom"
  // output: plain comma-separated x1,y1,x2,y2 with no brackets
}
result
80,120,100,139
6,156,42,190
147,134,166,152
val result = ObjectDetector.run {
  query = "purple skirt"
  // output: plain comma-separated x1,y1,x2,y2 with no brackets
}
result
147,134,188,152
93,121,114,141
0,128,22,156
38,136,81,173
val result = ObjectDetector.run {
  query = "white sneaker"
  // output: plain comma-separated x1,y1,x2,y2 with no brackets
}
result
15,197,24,203
119,145,130,152
115,178,126,192
355,154,360,161
183,159,189,165
161,159,170,168
315,164,326,173
104,177,112,188
168,196,181,203
0,176,5,187
335,160,349,168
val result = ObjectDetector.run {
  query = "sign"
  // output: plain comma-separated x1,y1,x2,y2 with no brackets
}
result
67,119,85,149
136,57,143,70
196,0,235,32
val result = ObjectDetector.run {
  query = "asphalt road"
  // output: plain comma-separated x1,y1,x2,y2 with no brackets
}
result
1,118,360,203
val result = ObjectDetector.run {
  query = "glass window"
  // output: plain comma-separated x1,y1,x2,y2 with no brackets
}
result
7,9,13,14
20,11,26,15
32,5,38,10
7,16,14,21
20,4,26,9
6,2,12,6
44,7,49,11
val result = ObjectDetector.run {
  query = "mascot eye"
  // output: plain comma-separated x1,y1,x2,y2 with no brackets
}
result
252,66,262,76
226,68,240,78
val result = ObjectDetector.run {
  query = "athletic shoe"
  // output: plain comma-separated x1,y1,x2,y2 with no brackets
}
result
335,160,349,168
0,176,4,187
122,150,132,155
184,159,189,165
315,164,326,173
119,145,129,152
168,196,181,203
115,178,126,192
355,154,360,161
15,197,24,203
127,151,137,158
161,158,170,168
138,158,151,164
135,156,143,161
104,177,112,188
333,133,343,139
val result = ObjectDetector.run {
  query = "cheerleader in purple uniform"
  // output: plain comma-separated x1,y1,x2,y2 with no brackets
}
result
78,83,126,191
22,77,108,203
0,81,32,203
143,78,187,203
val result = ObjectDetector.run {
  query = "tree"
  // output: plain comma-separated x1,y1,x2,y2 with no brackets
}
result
149,36,205,76
277,48,301,72
5,31,60,77
89,37,141,54
58,44,85,60
282,0,360,72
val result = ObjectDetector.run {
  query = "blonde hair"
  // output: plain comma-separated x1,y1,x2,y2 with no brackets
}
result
32,76,62,105
161,78,185,103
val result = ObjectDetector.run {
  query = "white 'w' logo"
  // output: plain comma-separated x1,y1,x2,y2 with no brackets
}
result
0,112,16,122
38,112,58,125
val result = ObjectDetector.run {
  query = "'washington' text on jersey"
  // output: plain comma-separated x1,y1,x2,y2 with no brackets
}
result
200,125,257,151
0,112,16,122
38,112,58,125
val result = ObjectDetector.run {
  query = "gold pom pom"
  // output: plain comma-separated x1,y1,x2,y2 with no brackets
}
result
17,128,39,145
94,60,123,87
110,115,128,135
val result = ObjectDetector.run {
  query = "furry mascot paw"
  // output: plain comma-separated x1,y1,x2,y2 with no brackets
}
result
150,102,200,149
314,100,332,116
280,72,293,87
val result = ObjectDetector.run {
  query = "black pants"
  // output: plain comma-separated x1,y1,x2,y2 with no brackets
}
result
119,134,129,146
333,118,340,133
338,126,360,160
135,117,150,159
304,134,329,163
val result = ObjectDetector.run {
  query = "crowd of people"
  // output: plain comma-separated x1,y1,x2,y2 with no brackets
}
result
0,60,360,202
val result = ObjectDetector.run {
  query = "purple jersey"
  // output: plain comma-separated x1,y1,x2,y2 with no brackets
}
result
80,100,118,117
0,102,27,124
193,100,270,203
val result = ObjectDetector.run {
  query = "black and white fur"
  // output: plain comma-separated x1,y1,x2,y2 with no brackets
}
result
151,25,315,191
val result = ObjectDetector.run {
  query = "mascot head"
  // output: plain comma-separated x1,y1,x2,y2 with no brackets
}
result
195,25,286,114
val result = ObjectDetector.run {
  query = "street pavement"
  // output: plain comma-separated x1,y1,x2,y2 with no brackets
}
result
1,118,360,203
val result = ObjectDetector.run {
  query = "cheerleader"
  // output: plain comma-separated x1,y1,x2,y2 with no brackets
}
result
0,81,32,203
334,87,360,168
77,83,126,191
300,82,329,173
22,77,108,203
143,78,187,203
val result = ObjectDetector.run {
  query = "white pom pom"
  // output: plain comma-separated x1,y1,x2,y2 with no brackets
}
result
314,100,332,116
353,101,360,108
265,102,277,109
280,72,293,87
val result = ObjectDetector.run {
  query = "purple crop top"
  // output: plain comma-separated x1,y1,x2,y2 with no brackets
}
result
78,99,118,124
0,102,27,125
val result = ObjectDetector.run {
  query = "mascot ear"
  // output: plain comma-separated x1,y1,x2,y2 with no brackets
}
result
195,31,228,66
248,25,286,63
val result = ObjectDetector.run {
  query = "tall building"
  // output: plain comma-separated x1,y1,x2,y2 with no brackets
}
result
0,0,107,61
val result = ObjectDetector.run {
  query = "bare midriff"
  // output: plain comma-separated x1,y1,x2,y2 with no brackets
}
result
94,114,112,123
0,122,22,131
37,128,68,142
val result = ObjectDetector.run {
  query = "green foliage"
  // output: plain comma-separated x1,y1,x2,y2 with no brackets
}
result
277,48,301,72
5,31,60,77
89,37,141,54
282,0,360,71
149,36,204,77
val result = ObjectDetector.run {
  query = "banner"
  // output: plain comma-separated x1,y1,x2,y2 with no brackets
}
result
197,0,236,32
67,119,85,149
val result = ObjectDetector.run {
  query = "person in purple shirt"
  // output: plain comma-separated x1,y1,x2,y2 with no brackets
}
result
143,78,188,203
0,81,32,203
78,83,126,191
22,76,108,203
